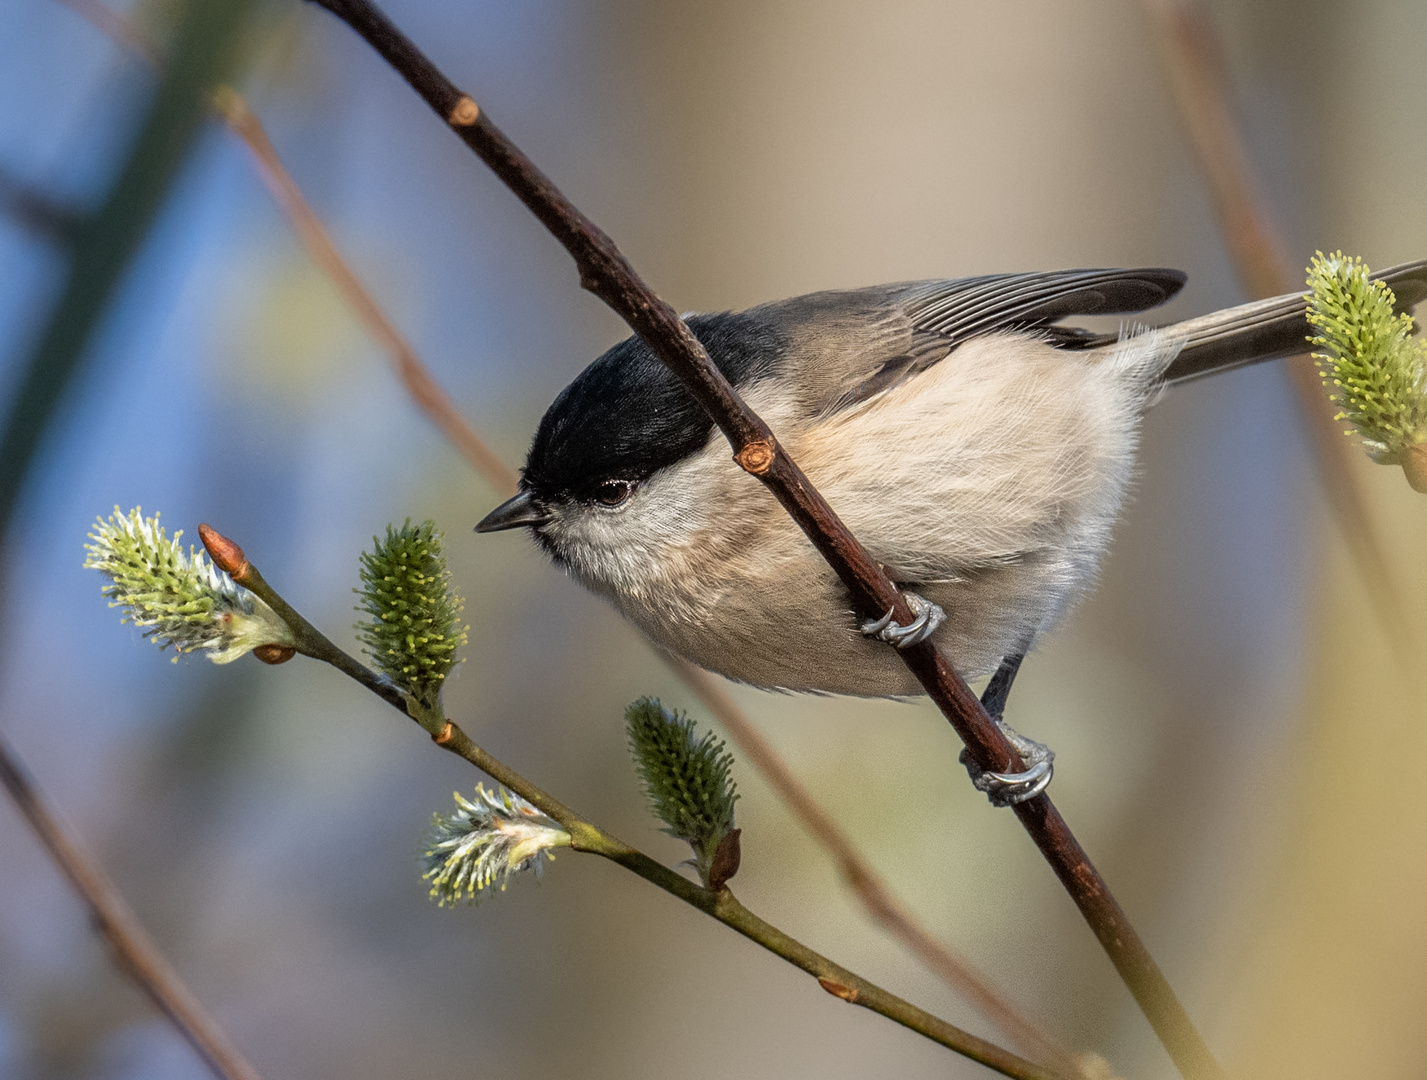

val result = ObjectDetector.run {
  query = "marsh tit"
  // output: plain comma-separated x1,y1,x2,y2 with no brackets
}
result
477,264,1427,707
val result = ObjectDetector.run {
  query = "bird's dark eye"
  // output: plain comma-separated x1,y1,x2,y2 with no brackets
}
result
592,479,635,507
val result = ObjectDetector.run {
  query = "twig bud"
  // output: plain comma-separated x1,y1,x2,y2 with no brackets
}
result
197,523,249,581
706,827,742,892
447,95,480,127
1401,444,1427,494
817,977,859,1003
735,439,775,475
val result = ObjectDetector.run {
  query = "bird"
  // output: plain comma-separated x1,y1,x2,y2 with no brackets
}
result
476,262,1427,796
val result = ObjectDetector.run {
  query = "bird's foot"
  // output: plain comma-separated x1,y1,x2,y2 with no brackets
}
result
959,722,1054,807
861,591,945,649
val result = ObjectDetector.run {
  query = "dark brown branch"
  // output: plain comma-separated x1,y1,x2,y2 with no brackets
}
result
304,3,1226,1077
0,734,264,1080
62,3,1082,1070
1145,0,1418,665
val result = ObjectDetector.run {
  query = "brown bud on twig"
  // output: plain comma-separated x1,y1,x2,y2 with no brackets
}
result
252,644,296,665
1401,444,1427,494
197,523,250,581
707,828,742,892
817,976,859,1003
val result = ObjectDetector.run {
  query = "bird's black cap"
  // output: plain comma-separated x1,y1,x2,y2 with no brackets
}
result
522,311,785,501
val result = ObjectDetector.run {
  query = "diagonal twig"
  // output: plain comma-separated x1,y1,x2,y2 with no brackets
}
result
57,3,1089,1075
225,95,1090,1079
211,87,518,494
0,734,265,1080
201,531,1056,1080
1145,0,1418,665
668,658,1096,1074
303,3,1226,1077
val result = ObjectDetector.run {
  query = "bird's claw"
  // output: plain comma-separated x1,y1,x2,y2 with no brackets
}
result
959,723,1055,807
861,591,945,649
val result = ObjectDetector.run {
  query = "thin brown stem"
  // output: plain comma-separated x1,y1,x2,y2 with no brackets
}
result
304,3,1224,1077
0,734,265,1080
1145,0,1417,665
209,88,517,495
55,0,515,494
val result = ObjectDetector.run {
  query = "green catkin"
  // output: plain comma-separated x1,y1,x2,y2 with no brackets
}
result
85,506,293,663
1306,251,1427,490
355,520,468,716
625,696,739,885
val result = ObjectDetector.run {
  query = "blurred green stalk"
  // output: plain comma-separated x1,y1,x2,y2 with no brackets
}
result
0,0,259,535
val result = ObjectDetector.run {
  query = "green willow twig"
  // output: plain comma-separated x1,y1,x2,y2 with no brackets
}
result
192,522,1054,1080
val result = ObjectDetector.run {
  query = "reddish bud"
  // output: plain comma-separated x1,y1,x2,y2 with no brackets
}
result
707,828,742,892
198,523,249,580
252,644,296,665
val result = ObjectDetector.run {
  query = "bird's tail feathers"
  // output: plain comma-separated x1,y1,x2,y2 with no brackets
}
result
1159,258,1427,384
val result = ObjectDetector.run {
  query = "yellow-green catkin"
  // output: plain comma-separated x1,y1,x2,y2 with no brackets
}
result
1306,251,1427,491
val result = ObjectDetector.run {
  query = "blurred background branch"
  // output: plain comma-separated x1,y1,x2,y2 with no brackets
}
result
0,735,264,1080
0,1,265,1075
0,0,258,530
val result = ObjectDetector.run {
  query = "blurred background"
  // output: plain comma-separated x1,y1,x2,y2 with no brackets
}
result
2,0,1426,1077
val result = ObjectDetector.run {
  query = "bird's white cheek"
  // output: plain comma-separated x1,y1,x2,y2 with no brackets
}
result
540,505,677,608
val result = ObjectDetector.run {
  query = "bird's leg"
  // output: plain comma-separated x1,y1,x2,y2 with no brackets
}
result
978,649,1025,723
959,648,1055,806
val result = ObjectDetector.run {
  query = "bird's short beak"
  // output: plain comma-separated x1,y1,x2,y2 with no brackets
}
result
475,490,551,533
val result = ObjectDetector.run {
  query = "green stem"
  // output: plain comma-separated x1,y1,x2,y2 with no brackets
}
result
435,726,1053,1080
236,563,412,715
246,558,1058,1080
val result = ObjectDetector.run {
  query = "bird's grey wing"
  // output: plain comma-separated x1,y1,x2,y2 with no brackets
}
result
753,269,1186,417
897,267,1186,347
